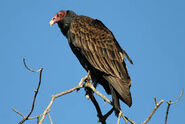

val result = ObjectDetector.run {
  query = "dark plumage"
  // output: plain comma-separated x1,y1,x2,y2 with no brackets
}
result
50,10,133,115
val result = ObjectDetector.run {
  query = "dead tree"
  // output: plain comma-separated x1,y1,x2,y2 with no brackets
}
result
13,58,184,124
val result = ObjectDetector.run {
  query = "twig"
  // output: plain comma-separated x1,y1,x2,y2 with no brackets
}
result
166,88,184,105
12,108,25,118
154,97,157,105
23,58,42,72
117,111,136,124
84,82,112,104
117,111,122,124
12,107,44,120
37,117,40,124
103,108,114,122
165,88,184,124
165,99,171,124
142,99,164,124
120,111,128,123
18,58,43,124
47,113,53,124
38,74,89,124
124,116,136,124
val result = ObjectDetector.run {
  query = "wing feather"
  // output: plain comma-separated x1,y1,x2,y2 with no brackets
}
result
70,16,131,82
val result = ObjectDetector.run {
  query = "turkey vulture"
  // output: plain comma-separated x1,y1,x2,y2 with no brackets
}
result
49,10,133,115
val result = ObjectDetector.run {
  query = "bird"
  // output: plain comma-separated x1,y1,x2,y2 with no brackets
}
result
49,10,133,115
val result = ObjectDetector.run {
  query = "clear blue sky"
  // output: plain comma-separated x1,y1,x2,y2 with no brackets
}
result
1,0,185,124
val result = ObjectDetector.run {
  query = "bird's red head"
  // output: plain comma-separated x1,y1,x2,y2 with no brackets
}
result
49,10,67,26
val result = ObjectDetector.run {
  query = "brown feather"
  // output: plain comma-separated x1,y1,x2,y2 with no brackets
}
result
68,15,132,107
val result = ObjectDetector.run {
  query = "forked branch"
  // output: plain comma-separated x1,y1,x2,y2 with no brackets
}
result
38,75,88,124
15,58,43,124
142,98,164,124
165,88,184,124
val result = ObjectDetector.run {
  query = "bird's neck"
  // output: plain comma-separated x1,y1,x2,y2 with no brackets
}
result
58,16,76,37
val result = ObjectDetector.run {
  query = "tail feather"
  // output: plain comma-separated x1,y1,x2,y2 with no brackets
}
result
104,75,132,107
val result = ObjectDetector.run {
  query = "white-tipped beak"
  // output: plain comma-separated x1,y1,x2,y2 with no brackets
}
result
49,20,55,27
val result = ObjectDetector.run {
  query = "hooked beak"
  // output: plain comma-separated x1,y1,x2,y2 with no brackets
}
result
49,20,55,27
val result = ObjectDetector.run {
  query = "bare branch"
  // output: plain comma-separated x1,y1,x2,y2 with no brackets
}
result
154,97,157,105
124,116,136,124
12,108,25,118
85,87,106,124
47,113,53,124
167,88,184,105
12,107,44,120
103,108,114,121
18,58,43,124
165,99,171,124
37,117,40,124
120,111,128,123
23,58,42,72
165,88,184,124
117,111,122,124
142,99,164,124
